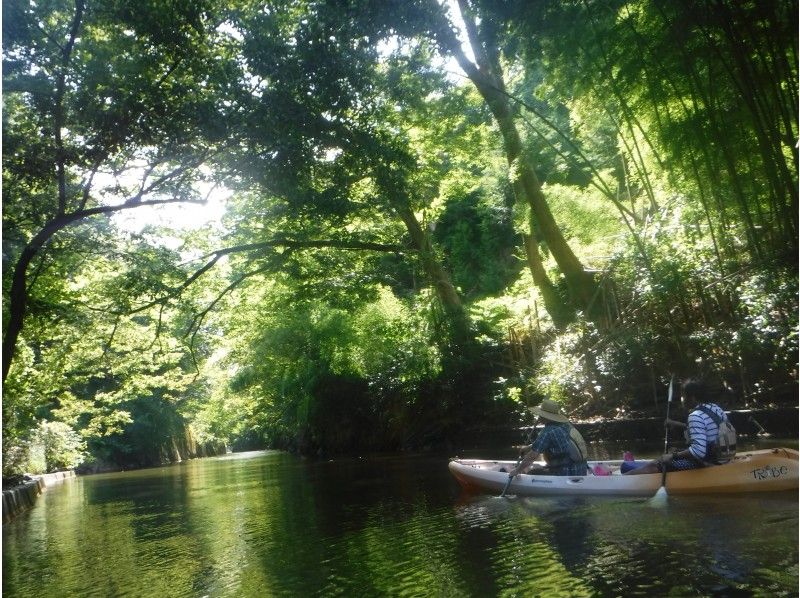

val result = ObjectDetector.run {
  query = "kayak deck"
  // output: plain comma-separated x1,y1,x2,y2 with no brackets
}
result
449,448,798,496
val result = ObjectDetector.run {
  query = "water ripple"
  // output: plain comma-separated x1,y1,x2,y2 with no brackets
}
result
2,451,797,597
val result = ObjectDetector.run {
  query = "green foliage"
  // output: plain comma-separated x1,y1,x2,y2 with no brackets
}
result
85,393,187,469
2,437,44,477
34,421,87,472
351,287,442,392
2,421,86,476
544,183,625,262
2,212,220,470
2,0,796,465
219,285,420,452
521,241,799,415
505,0,797,264
209,277,514,453
688,272,799,397
433,191,520,298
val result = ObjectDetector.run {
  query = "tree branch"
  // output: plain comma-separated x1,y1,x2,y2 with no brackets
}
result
200,238,408,259
114,236,410,320
185,264,274,372
54,0,85,215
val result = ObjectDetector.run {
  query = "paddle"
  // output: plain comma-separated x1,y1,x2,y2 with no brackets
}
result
499,451,523,497
748,415,767,436
499,424,538,498
652,374,675,503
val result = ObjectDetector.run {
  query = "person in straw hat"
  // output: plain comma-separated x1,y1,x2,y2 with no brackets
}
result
509,398,589,477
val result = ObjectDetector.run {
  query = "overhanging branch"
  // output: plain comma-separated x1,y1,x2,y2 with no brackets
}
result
185,264,275,372
120,236,411,318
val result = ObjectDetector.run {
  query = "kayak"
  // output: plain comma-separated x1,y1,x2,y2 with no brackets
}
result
449,448,798,496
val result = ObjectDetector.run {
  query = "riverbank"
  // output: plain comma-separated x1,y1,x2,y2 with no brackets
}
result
2,471,75,523
77,438,229,475
3,438,230,524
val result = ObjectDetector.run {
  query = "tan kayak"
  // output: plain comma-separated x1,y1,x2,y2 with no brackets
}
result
449,448,798,496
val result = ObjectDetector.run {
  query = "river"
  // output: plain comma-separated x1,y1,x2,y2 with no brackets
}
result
3,439,797,597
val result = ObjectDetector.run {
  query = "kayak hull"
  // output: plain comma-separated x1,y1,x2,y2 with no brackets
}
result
449,448,798,496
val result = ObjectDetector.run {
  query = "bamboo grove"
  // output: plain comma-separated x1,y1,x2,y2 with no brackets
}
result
2,0,796,472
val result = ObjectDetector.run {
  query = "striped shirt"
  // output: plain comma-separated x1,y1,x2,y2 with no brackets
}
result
687,403,726,461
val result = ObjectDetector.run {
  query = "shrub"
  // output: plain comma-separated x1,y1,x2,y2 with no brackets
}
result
31,421,86,473
3,435,48,477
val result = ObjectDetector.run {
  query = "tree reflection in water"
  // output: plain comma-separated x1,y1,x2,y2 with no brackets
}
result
2,451,797,597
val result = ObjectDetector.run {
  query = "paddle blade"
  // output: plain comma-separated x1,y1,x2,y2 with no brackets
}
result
499,475,514,497
649,485,669,507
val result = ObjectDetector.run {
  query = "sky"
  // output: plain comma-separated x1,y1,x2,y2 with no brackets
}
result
110,182,231,235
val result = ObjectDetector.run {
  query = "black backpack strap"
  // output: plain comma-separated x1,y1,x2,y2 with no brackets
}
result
697,404,723,425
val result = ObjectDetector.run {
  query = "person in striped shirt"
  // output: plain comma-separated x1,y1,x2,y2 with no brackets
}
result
624,378,731,475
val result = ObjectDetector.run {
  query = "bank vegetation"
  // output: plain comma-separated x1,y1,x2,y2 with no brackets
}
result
3,0,796,475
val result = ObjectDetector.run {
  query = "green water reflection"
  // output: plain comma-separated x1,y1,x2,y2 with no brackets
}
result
3,448,798,597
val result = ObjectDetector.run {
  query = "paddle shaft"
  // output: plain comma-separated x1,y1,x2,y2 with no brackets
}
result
499,453,522,497
660,375,675,489
500,425,539,497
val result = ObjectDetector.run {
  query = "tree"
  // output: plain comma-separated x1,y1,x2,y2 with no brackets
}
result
2,0,235,381
495,0,797,269
3,0,795,461
206,1,473,339
410,0,599,325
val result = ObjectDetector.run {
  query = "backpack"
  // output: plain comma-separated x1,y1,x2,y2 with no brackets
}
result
567,425,588,463
697,404,737,463
543,424,587,468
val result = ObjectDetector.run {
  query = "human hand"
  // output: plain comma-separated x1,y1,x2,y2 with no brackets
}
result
660,453,674,464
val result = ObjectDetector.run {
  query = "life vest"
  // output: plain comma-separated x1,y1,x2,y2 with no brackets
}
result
688,404,737,464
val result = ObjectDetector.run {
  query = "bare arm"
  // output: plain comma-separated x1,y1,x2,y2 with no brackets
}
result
510,447,541,476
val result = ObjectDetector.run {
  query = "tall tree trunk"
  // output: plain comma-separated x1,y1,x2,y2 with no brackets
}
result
394,202,464,315
2,217,76,382
523,233,572,328
431,0,597,321
374,170,471,340
4,249,41,383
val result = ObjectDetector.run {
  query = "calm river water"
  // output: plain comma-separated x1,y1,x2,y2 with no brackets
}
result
3,440,798,597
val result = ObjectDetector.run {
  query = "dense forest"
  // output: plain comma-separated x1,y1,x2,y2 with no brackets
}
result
3,0,797,475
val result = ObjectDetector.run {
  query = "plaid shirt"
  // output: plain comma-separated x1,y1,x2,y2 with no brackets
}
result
531,422,588,476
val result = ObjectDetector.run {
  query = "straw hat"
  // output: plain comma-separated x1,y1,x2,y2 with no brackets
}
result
529,399,569,423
